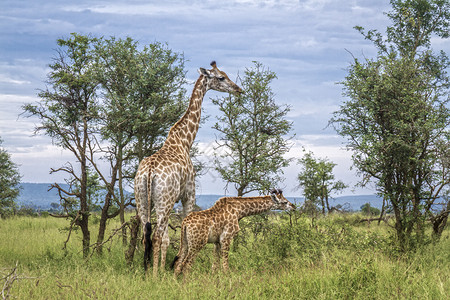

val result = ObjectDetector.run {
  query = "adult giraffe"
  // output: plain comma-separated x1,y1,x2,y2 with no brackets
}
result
134,61,242,277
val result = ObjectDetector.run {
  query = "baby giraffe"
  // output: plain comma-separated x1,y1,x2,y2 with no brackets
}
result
171,189,295,278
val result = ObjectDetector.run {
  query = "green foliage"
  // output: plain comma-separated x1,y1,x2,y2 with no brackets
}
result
14,206,38,217
332,0,450,250
212,61,294,196
0,137,21,218
95,37,187,168
297,150,347,215
361,203,381,216
233,213,390,271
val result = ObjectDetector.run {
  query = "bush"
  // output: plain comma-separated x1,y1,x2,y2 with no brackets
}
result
231,212,389,271
15,206,38,217
360,203,381,216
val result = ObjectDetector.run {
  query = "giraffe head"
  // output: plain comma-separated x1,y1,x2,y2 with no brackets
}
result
270,189,295,211
198,61,243,94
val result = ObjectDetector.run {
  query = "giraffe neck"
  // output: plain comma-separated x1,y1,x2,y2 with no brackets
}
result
164,75,208,151
234,196,274,219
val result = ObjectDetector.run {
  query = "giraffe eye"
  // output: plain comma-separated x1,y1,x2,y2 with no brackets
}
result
218,77,225,81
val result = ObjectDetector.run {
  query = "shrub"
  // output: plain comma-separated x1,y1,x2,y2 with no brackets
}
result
360,203,381,216
232,212,389,271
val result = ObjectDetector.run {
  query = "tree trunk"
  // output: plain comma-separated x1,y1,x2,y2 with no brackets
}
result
96,193,112,255
125,214,140,265
96,164,119,254
118,151,127,245
431,201,450,239
79,131,90,258
392,203,408,252
79,214,90,258
320,196,326,215
411,190,425,242
378,196,386,225
325,194,331,214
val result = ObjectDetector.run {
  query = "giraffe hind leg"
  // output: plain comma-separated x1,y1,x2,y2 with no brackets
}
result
178,231,208,279
152,216,170,278
160,225,170,270
173,225,188,277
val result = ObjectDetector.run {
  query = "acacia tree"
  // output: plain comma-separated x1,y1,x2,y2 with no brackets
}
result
212,61,293,196
0,138,21,218
297,150,347,215
331,0,450,249
24,34,100,257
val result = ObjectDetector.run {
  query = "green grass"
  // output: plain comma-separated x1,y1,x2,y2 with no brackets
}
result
0,213,448,299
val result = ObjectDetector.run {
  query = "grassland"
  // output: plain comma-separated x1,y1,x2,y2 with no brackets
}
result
1,213,448,299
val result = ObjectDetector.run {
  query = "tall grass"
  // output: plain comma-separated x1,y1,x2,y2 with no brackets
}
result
1,213,448,299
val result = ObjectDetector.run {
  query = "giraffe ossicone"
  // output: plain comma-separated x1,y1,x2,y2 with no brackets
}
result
134,61,242,278
172,189,295,279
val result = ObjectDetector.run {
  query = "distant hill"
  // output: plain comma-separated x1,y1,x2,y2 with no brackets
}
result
18,183,69,209
191,194,383,211
17,183,382,211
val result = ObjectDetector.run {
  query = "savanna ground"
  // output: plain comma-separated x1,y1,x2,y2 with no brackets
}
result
0,211,448,299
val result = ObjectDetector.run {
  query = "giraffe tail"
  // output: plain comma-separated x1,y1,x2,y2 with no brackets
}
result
143,171,154,272
143,222,152,271
170,256,179,270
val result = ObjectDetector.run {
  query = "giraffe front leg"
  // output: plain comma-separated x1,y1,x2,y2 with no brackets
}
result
220,224,239,272
182,175,196,218
219,236,233,272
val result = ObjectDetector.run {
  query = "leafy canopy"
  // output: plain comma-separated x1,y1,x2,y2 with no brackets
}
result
212,61,293,196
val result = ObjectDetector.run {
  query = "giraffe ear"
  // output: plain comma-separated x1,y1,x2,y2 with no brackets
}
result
198,68,211,77
270,193,278,203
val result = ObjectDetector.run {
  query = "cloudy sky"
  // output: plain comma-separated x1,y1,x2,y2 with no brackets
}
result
2,0,447,197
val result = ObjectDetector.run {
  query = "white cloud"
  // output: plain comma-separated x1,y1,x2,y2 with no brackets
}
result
0,75,30,85
0,15,75,36
10,144,75,183
0,94,36,103
62,0,307,16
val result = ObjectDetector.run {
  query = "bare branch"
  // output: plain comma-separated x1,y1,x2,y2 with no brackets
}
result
1,262,38,300
62,211,81,251
87,221,130,259
50,182,78,197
